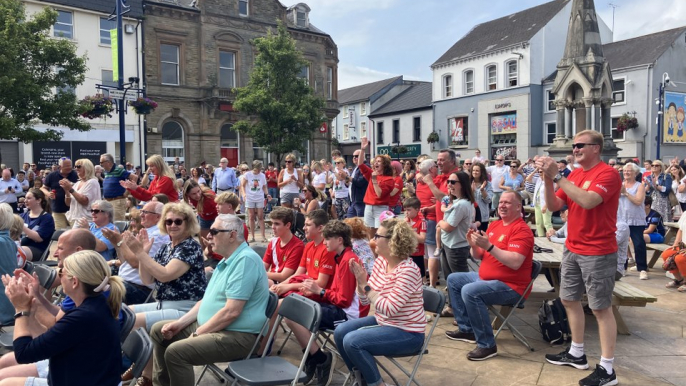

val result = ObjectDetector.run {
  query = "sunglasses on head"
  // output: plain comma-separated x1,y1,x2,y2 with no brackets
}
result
165,219,184,226
571,142,598,150
209,228,236,236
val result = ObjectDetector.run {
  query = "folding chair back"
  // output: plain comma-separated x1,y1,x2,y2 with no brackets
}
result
37,229,65,262
122,328,153,386
114,221,129,233
120,304,136,343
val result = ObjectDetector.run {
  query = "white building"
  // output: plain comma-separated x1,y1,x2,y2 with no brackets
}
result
13,0,144,169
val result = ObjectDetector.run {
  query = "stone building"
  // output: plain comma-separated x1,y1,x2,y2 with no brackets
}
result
143,0,339,167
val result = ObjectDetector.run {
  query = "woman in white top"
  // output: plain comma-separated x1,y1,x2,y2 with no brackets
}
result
242,160,269,242
668,164,686,211
278,153,303,208
311,161,328,191
62,159,102,226
620,163,648,275
191,167,207,186
331,157,351,219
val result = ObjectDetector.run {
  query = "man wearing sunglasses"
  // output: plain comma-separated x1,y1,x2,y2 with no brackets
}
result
537,130,622,386
147,214,270,386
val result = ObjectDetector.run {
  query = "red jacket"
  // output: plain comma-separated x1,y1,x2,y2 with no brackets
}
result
321,247,370,319
128,175,178,202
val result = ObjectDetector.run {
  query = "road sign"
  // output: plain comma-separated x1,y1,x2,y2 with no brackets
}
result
108,89,138,102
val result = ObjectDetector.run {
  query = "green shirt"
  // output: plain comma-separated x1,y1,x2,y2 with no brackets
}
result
197,242,269,334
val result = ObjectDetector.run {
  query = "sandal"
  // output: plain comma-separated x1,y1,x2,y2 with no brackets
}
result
440,307,454,317
666,279,684,288
678,285,686,293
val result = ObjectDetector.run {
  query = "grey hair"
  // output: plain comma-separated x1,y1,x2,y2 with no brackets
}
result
215,214,245,242
147,201,164,214
623,162,640,175
419,159,435,175
0,203,14,231
101,153,115,164
92,200,114,222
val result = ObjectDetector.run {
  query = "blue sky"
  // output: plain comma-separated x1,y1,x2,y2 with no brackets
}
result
279,0,685,89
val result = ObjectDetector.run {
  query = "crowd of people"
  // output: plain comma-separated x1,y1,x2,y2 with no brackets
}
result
0,134,684,386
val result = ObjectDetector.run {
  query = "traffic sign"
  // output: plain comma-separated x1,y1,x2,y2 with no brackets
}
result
108,89,138,102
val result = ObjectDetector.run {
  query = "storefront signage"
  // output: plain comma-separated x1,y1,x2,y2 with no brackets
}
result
495,101,512,109
490,113,517,135
33,141,107,171
348,106,356,128
450,117,466,146
377,144,421,158
491,145,517,161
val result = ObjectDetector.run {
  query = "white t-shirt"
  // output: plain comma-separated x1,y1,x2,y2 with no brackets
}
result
332,168,350,199
66,178,102,223
486,165,510,193
313,172,328,190
676,177,686,204
244,172,267,202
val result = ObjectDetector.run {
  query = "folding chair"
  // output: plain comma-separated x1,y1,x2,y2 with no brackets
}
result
375,286,445,386
195,291,279,385
114,221,129,233
226,294,322,386
122,328,153,386
36,229,65,264
488,260,542,351
120,304,136,343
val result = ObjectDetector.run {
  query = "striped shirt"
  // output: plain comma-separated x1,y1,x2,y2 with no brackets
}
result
522,164,537,193
364,256,425,333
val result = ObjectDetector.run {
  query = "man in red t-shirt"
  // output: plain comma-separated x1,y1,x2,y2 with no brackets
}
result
263,207,304,285
444,191,533,361
265,162,279,212
537,130,622,385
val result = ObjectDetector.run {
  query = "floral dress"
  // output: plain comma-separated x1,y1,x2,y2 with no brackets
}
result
153,237,207,301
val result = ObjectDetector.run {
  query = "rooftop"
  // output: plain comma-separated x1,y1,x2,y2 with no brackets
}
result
603,27,686,70
369,82,432,117
338,76,402,105
38,0,144,18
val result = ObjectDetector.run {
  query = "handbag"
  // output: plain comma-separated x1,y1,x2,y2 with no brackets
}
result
662,244,685,271
669,190,679,207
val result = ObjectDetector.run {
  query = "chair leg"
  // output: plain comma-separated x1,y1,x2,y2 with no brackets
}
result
276,329,293,355
375,358,401,386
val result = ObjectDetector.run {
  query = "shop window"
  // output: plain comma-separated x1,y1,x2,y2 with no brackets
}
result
449,117,468,147
545,122,556,144
220,124,239,147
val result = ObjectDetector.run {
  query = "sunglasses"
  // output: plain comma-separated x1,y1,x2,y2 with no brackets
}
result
165,219,185,226
31,164,36,167
336,162,344,164
352,155,359,158
373,233,391,240
571,142,599,150
140,210,159,216
447,180,459,185
496,159,504,162
464,162,472,165
75,164,82,169
90,209,102,214
285,160,293,163
208,228,236,236
652,164,661,167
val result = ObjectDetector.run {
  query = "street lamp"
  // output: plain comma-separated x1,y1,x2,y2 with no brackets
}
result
656,72,674,160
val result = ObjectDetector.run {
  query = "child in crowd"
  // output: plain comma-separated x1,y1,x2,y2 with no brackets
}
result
263,207,305,285
435,191,454,256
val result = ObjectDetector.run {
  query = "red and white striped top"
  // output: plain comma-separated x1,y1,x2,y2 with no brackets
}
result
363,256,426,333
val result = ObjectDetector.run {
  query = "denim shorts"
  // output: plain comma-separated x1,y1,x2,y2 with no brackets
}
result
131,300,197,331
197,216,214,229
424,220,437,246
280,192,300,205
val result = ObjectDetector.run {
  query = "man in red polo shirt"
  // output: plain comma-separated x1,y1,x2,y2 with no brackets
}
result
537,130,621,386
263,207,305,285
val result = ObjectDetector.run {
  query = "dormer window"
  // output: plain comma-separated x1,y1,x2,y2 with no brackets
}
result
297,11,306,27
290,3,310,28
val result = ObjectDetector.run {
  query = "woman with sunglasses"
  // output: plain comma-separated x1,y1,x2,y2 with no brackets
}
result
438,171,476,274
668,164,686,211
278,153,303,209
182,180,217,240
121,154,179,203
332,157,351,219
63,159,101,227
20,189,55,261
646,160,673,222
3,250,125,386
72,200,118,261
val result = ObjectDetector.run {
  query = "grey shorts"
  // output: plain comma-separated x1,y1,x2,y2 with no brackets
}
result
23,360,49,386
246,200,265,209
560,248,618,310
280,192,300,205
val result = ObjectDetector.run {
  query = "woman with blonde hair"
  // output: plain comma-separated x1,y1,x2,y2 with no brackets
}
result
63,159,101,226
2,250,124,386
647,160,673,221
183,179,217,239
278,153,303,208
121,154,178,203
335,218,425,386
10,215,29,268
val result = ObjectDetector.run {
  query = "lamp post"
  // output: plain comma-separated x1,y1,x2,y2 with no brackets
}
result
656,72,671,160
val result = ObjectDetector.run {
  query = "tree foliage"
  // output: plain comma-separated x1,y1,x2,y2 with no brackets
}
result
0,0,89,142
232,22,324,165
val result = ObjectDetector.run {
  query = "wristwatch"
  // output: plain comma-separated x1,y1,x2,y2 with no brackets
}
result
363,285,372,294
319,289,326,298
553,174,563,183
14,311,30,319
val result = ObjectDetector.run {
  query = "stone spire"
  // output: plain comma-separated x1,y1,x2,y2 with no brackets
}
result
562,0,604,64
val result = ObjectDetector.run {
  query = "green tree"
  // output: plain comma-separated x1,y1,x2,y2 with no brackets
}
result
232,22,324,166
0,0,89,143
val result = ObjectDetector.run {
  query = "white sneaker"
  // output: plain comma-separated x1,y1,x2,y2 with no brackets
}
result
666,271,676,279
627,258,635,265
629,266,638,272
426,313,432,322
639,271,649,280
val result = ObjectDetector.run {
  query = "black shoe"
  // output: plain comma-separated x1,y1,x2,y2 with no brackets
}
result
579,364,618,386
467,345,497,361
545,347,589,370
445,330,476,343
315,351,336,386
302,358,317,385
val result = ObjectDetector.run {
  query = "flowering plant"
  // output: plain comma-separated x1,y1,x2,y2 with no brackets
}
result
129,97,158,114
427,132,440,143
616,114,638,133
79,94,114,119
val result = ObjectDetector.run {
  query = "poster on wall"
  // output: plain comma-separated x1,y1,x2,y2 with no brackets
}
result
449,117,468,146
491,146,517,161
490,113,517,135
663,91,686,144
72,142,107,167
32,142,71,171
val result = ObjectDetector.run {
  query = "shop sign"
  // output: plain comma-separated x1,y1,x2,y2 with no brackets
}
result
491,145,517,161
491,113,517,135
494,101,512,110
377,144,421,158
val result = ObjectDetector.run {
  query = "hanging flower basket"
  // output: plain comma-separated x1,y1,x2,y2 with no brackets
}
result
79,94,114,119
129,97,158,115
427,132,440,144
616,114,638,133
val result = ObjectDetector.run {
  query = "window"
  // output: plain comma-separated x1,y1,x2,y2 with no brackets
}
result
99,18,116,45
343,124,349,140
613,79,625,104
253,146,266,163
486,65,497,90
392,120,400,143
56,67,75,95
360,121,367,138
326,67,333,100
101,70,117,97
54,10,73,39
360,102,366,115
160,44,180,85
219,51,236,88
220,124,239,147
343,106,349,118
611,117,625,140
377,122,384,144
443,75,452,98
239,0,248,16
162,121,185,162
296,11,307,27
298,65,309,86
507,61,518,87
545,122,557,144
413,117,421,142
464,70,474,94
546,90,556,112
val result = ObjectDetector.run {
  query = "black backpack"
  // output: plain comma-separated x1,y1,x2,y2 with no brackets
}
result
538,298,571,345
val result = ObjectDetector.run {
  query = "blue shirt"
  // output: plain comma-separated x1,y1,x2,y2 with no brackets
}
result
20,211,55,253
646,209,666,236
0,231,17,324
198,242,269,334
103,165,130,198
44,170,79,213
212,167,238,191
90,222,117,261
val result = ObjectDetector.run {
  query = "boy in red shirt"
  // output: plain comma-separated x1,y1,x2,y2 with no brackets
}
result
263,207,304,285
404,197,428,280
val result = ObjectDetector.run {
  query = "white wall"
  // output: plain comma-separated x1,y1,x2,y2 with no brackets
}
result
372,108,435,158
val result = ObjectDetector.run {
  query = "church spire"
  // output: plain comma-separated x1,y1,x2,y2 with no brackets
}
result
562,0,604,64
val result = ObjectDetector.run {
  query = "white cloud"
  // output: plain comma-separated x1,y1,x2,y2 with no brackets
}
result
597,0,686,41
338,64,401,89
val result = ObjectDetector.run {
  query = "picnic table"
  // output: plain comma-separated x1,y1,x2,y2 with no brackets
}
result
531,237,656,335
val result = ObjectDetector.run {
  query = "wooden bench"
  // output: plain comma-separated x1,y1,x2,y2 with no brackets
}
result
611,281,658,335
646,243,670,268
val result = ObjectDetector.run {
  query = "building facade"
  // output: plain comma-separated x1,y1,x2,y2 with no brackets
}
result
8,0,144,170
143,0,339,168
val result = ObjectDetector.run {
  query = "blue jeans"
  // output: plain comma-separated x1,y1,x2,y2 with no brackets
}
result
629,225,647,271
447,272,521,348
346,201,366,219
334,316,424,386
267,187,279,211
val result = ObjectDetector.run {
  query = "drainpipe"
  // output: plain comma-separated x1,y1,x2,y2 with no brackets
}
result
138,9,148,165
643,65,653,161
